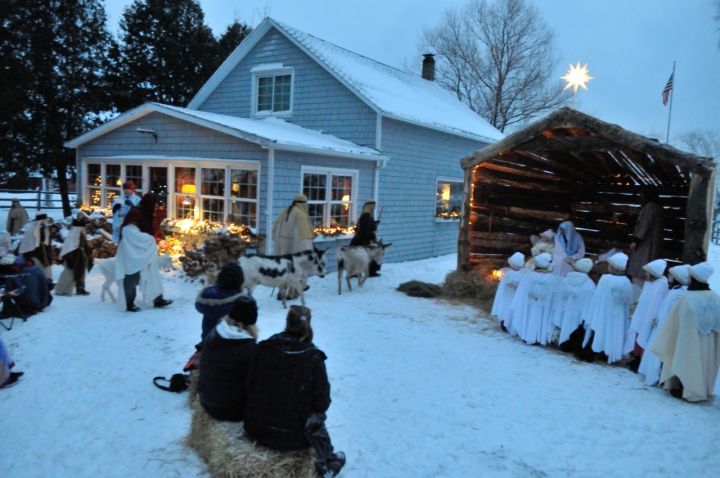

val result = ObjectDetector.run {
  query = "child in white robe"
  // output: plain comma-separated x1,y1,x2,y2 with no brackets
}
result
491,252,526,330
625,259,669,371
510,253,558,345
554,258,596,352
638,264,690,386
582,252,633,363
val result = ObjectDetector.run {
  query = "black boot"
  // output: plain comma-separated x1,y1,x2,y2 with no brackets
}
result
76,281,90,296
153,295,173,308
126,303,140,312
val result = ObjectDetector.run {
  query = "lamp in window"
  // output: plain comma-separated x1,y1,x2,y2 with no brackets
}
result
231,182,240,193
341,194,350,210
441,184,451,202
181,183,196,206
116,178,122,186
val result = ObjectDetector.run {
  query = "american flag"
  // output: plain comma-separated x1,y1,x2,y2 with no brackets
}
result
661,72,674,106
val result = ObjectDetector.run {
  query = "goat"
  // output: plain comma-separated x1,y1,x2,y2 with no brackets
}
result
239,248,326,308
337,241,392,294
98,254,174,302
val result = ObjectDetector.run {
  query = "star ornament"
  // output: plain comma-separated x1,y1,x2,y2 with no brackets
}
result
561,62,593,94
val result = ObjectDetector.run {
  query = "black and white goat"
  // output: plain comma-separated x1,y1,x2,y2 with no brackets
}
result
337,241,392,294
239,248,326,308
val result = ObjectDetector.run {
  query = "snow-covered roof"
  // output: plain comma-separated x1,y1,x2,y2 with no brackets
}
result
188,18,504,144
64,103,386,161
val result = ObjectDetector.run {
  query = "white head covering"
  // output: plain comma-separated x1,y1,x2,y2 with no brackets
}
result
643,259,667,279
608,252,629,271
533,252,552,270
573,258,593,274
668,264,691,285
539,229,555,241
60,224,83,259
689,262,714,284
507,252,525,269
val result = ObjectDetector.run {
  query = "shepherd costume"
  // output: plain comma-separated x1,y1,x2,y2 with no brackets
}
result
491,252,526,329
625,259,668,363
651,262,720,402
350,200,381,276
111,182,140,242
55,219,93,296
638,265,690,386
627,195,664,283
582,253,633,363
552,221,586,277
272,194,314,255
17,212,52,279
509,253,558,345
553,258,596,351
6,199,29,236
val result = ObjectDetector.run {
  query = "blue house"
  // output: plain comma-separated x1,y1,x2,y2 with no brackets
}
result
65,18,502,266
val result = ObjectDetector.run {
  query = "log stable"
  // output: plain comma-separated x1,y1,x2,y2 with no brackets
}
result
458,107,716,271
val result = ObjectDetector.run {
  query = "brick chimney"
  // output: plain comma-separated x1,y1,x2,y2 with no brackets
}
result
422,53,435,81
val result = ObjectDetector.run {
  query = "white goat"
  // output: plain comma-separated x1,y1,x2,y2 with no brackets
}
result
98,254,174,302
337,242,391,294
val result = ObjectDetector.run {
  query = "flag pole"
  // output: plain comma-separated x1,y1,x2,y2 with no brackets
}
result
665,61,676,144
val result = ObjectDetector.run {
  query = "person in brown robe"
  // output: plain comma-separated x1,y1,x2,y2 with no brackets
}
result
55,219,93,296
6,199,29,236
627,190,664,289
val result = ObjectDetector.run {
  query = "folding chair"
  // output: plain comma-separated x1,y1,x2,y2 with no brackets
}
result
0,274,29,331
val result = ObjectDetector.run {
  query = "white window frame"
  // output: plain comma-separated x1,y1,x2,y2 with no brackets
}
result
435,177,463,222
300,166,359,229
82,157,260,228
251,64,294,118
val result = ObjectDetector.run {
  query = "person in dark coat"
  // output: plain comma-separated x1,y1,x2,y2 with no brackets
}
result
195,263,246,341
244,306,345,478
627,190,664,293
350,199,381,277
198,296,258,421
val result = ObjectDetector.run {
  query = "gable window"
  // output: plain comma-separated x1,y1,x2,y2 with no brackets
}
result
302,167,357,228
435,179,463,220
252,65,293,116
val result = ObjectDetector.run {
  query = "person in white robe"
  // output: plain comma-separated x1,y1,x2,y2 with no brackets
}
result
111,182,141,242
551,221,586,277
625,259,669,371
650,262,720,402
582,253,633,363
491,252,526,330
638,264,690,386
554,258,595,352
510,253,558,345
55,218,93,296
525,229,554,269
17,211,52,280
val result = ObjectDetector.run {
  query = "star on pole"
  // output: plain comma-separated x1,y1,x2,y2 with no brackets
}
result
561,62,593,94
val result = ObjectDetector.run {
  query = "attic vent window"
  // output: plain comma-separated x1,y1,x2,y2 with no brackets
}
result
252,66,293,116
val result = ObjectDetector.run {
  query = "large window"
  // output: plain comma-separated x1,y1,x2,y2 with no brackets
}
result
252,66,293,115
126,165,143,193
175,167,196,219
435,179,463,220
200,168,225,222
302,168,356,228
229,169,258,228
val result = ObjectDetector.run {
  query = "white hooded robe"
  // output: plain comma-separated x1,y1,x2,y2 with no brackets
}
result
626,276,669,353
552,271,596,345
491,268,525,327
583,274,633,363
510,270,558,345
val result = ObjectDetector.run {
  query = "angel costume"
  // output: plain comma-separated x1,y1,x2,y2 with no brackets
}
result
553,260,596,347
510,253,558,345
491,252,526,328
625,260,668,357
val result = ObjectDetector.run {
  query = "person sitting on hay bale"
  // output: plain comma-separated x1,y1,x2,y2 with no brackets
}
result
0,252,52,318
55,218,94,296
244,305,345,478
196,263,247,341
198,296,258,421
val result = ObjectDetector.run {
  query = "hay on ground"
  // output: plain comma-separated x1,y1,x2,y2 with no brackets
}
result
442,268,498,310
188,386,315,478
397,280,443,298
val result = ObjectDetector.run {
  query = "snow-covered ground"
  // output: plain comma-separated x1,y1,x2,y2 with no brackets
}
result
2,253,720,477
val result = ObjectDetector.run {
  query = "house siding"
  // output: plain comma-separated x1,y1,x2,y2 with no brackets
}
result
378,118,487,264
198,27,377,149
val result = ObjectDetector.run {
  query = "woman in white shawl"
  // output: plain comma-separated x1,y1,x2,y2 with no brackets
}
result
115,193,172,312
491,252,525,330
639,264,690,386
582,253,633,364
552,221,585,277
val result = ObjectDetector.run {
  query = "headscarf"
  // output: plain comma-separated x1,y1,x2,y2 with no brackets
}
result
285,194,309,220
122,192,157,236
360,200,376,217
556,221,583,256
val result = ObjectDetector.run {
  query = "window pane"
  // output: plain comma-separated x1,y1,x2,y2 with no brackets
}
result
331,175,352,201
87,188,102,207
201,168,225,196
436,181,463,218
87,164,101,187
273,75,291,111
106,164,121,187
231,170,257,199
175,167,196,193
105,188,120,208
175,195,194,219
330,203,350,227
257,76,273,112
126,165,143,191
230,200,256,228
308,204,324,227
303,173,326,201
202,198,224,222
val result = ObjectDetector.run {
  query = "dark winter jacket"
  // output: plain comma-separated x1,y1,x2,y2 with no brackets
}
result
244,333,330,451
122,193,157,237
350,212,378,246
195,286,247,340
197,324,257,420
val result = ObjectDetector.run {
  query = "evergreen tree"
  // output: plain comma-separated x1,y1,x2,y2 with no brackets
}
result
215,20,252,65
1,0,115,215
115,0,218,109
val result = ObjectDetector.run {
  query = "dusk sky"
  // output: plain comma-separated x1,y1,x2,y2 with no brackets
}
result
105,0,720,143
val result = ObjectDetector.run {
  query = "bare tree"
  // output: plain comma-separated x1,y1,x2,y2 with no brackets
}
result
677,130,720,159
422,0,567,132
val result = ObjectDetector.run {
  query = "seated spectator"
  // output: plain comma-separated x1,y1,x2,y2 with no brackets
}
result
198,296,258,421
0,253,52,317
195,263,246,341
0,336,23,388
244,306,345,478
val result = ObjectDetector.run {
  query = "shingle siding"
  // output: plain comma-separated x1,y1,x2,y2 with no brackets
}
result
199,27,377,149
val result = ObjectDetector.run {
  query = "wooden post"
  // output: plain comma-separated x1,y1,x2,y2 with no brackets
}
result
683,170,713,263
457,167,473,271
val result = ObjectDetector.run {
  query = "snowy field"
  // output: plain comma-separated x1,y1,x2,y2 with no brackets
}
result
2,252,720,477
